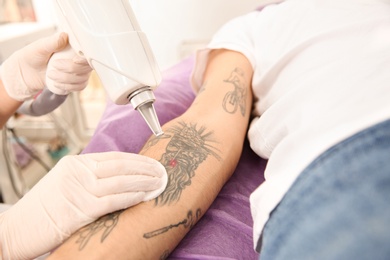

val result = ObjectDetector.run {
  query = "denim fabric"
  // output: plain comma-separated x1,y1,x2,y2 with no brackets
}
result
258,119,390,260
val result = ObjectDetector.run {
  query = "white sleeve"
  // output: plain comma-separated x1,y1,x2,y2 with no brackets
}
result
190,11,259,93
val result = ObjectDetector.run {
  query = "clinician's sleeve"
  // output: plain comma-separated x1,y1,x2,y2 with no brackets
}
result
191,11,259,92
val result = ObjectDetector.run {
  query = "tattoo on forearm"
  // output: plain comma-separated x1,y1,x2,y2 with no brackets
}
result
142,133,171,151
74,210,124,250
145,122,221,206
197,80,208,95
71,122,219,250
222,67,247,116
160,250,170,260
144,208,202,239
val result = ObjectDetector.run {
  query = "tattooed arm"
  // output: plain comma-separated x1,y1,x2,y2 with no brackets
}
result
48,49,253,259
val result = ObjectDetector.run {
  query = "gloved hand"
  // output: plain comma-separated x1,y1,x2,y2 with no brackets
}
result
0,32,92,101
45,45,92,95
0,152,167,260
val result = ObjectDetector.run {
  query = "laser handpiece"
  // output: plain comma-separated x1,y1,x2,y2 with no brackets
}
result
47,0,164,136
129,87,163,136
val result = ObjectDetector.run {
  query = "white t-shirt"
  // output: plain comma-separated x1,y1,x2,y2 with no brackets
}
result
191,0,390,250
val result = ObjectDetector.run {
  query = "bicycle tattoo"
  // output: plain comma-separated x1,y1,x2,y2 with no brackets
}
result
222,68,247,116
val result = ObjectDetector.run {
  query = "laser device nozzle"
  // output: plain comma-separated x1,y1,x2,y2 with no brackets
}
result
129,87,164,136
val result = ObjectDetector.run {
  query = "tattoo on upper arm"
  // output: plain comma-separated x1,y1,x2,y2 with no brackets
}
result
74,210,124,250
222,68,248,116
143,121,221,206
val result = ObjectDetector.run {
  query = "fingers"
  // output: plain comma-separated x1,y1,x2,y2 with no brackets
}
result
80,152,167,178
60,152,167,208
90,172,167,216
55,32,69,52
48,57,91,74
47,71,90,85
88,174,165,197
94,157,166,179
33,32,69,56
76,152,168,199
46,73,90,92
80,151,160,164
142,169,168,201
46,51,92,92
90,160,168,201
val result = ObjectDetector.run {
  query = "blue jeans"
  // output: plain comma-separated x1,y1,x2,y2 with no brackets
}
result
258,119,390,260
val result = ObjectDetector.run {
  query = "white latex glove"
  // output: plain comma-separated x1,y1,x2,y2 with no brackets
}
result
0,152,167,260
45,45,92,95
0,32,91,101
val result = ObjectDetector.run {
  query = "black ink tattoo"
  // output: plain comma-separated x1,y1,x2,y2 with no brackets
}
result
75,210,124,250
144,208,202,239
154,122,221,205
223,67,247,116
160,250,170,260
142,132,171,151
197,81,207,95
